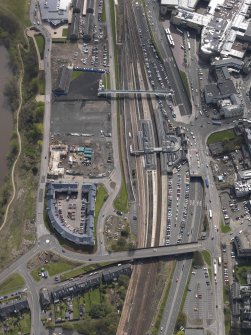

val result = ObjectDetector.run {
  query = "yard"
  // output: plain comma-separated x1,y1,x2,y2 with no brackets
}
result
207,129,236,145
30,254,80,282
235,264,251,285
0,273,25,296
0,311,31,335
34,34,45,59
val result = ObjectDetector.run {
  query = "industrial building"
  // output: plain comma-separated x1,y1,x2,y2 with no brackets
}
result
86,0,94,14
46,182,96,246
0,298,29,320
69,12,80,40
53,66,73,96
38,0,72,27
71,0,81,13
234,169,251,197
83,12,94,42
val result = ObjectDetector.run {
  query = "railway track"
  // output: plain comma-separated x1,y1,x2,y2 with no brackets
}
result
116,2,164,334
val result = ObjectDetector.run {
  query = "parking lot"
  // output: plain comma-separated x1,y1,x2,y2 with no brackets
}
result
50,100,113,177
184,267,215,326
219,192,251,228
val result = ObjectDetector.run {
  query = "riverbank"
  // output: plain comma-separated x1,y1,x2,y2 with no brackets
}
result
0,46,13,187
0,0,44,270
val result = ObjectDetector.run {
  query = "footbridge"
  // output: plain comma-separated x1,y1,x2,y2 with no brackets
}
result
97,89,173,97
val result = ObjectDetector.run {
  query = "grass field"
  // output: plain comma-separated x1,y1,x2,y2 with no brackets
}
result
114,176,128,213
31,260,79,281
202,250,211,266
34,34,45,59
0,0,30,27
84,288,101,312
62,28,68,37
235,264,251,284
101,2,106,22
179,70,191,100
71,70,84,81
207,129,236,145
60,262,114,281
94,184,108,226
0,273,25,296
221,223,231,233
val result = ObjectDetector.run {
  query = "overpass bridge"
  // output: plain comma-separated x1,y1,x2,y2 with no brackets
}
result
88,242,202,263
97,89,173,97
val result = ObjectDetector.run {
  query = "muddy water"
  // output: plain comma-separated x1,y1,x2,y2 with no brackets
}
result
0,45,13,187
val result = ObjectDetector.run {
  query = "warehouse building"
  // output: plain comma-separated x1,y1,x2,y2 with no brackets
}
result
53,66,72,96
69,12,80,40
83,12,94,42
46,182,96,246
38,0,71,27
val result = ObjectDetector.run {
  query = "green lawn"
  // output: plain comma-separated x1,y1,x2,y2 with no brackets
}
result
114,176,128,213
179,70,191,100
109,0,116,44
0,273,25,296
0,0,30,26
224,307,231,335
71,70,84,81
101,2,106,22
31,260,79,281
202,250,211,266
235,264,251,284
60,262,114,281
34,34,45,59
94,184,108,226
62,27,68,37
103,73,111,89
207,129,236,145
221,223,231,233
84,288,101,312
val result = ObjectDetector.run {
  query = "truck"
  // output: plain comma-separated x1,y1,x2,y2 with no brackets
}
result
218,257,222,266
209,210,212,219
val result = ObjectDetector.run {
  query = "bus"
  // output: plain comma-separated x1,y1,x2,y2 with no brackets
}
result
212,120,222,125
209,210,212,219
205,176,209,188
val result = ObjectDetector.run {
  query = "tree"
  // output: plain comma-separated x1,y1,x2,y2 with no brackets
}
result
118,274,129,287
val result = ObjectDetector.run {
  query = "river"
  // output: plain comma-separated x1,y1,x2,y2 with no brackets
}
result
0,45,13,187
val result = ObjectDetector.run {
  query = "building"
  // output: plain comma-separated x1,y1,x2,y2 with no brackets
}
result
52,274,101,303
38,0,72,27
102,264,132,283
234,235,251,257
234,180,251,197
230,280,251,328
169,0,251,60
238,170,251,181
0,299,29,320
86,0,94,13
218,94,244,118
83,12,93,42
244,127,251,157
48,144,68,178
46,182,96,246
40,288,51,308
53,66,72,96
72,0,81,13
204,80,237,104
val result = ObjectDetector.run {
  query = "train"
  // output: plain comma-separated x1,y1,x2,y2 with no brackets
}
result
212,120,222,125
